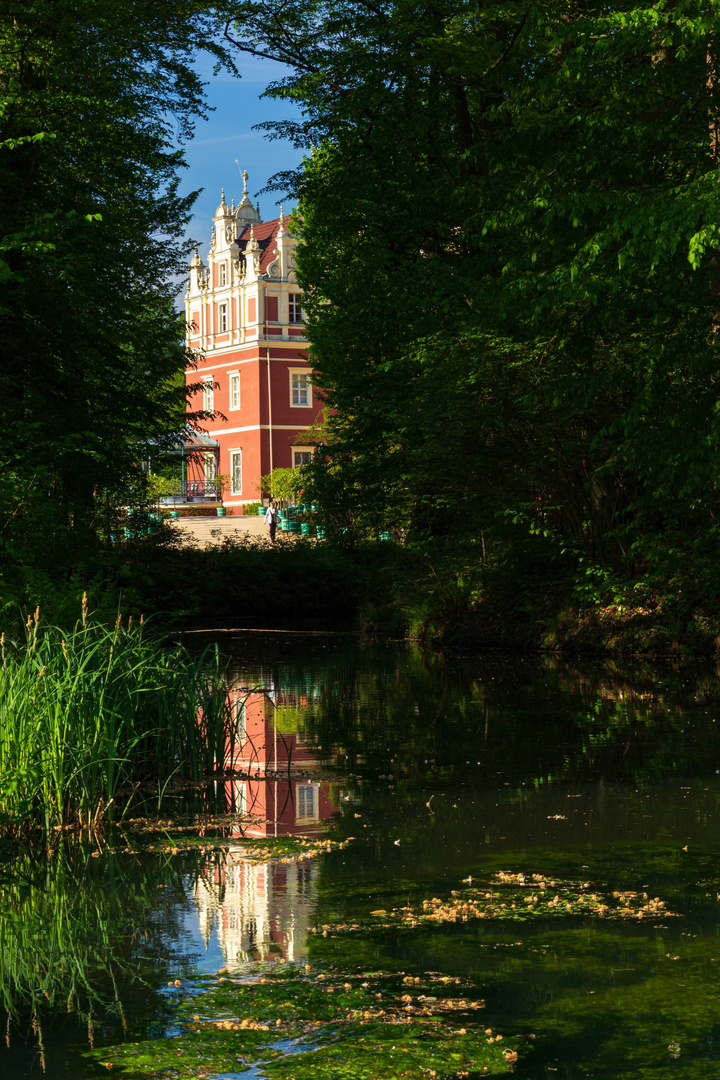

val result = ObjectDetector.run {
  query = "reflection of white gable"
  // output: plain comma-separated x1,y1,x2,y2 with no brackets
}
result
193,850,318,967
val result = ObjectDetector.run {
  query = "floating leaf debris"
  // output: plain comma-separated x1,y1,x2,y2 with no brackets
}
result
313,871,680,934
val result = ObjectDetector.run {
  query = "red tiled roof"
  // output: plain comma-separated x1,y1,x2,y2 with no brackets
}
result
236,218,293,274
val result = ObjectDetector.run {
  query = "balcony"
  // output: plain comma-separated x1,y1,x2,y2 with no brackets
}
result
158,480,219,505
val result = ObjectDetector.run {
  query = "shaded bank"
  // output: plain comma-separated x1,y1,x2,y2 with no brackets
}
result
5,530,720,657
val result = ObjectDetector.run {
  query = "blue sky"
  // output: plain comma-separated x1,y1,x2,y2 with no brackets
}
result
177,48,305,266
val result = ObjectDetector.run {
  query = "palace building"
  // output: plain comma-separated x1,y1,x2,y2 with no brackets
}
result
183,171,322,508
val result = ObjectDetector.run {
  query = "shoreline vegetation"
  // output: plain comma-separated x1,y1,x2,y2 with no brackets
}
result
3,528,720,662
0,598,235,840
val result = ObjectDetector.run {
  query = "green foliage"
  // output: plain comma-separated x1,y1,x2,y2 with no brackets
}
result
0,0,230,590
0,606,232,836
225,0,720,620
146,474,185,502
259,465,308,502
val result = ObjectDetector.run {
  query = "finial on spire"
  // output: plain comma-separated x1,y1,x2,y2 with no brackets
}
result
231,198,235,213
221,187,225,202
278,205,285,237
234,161,249,195
256,200,260,215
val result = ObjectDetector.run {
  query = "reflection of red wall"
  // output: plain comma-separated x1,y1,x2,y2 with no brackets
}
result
225,776,337,837
225,691,319,772
223,692,337,837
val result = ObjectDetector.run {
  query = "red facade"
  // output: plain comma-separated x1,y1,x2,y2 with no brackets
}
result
184,176,323,507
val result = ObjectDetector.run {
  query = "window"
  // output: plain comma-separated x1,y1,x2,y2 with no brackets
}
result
293,447,314,468
296,784,317,819
230,373,240,410
202,377,214,412
219,303,228,333
204,454,216,485
219,262,226,286
296,862,313,893
290,371,312,408
288,293,304,323
230,449,242,495
234,695,246,743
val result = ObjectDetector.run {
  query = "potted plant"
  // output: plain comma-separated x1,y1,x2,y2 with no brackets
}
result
214,474,230,515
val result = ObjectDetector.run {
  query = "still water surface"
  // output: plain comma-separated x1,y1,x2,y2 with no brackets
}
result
4,633,720,1079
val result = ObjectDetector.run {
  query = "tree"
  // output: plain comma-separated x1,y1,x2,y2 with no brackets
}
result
0,0,229,592
224,1,720,604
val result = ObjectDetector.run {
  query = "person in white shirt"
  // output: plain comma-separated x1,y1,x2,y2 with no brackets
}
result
264,501,279,541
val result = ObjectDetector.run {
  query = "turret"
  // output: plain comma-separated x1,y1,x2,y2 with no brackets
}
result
188,243,204,293
243,224,262,283
267,205,293,279
234,167,262,232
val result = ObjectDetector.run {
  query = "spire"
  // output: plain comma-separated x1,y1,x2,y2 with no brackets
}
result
233,161,261,227
215,188,230,217
277,205,285,237
190,243,203,269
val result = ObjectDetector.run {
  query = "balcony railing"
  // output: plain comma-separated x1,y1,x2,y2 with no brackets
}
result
158,480,219,504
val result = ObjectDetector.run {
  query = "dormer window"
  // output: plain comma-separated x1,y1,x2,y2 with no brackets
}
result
219,262,226,286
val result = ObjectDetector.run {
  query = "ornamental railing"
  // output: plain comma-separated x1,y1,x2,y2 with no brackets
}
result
158,480,219,503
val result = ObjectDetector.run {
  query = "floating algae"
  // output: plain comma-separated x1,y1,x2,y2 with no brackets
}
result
85,965,520,1079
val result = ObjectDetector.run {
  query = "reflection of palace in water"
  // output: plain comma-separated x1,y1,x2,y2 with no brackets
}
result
194,684,338,966
194,854,319,965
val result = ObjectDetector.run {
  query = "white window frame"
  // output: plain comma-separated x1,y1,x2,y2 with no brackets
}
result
233,695,246,744
219,262,227,286
292,446,315,468
288,292,304,324
289,369,312,408
219,302,228,333
296,783,318,820
229,371,241,410
230,448,243,495
202,376,214,412
204,453,216,485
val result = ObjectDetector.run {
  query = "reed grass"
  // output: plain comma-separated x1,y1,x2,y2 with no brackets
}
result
0,599,233,836
0,843,194,1067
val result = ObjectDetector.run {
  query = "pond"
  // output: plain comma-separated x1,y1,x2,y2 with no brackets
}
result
3,633,720,1079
